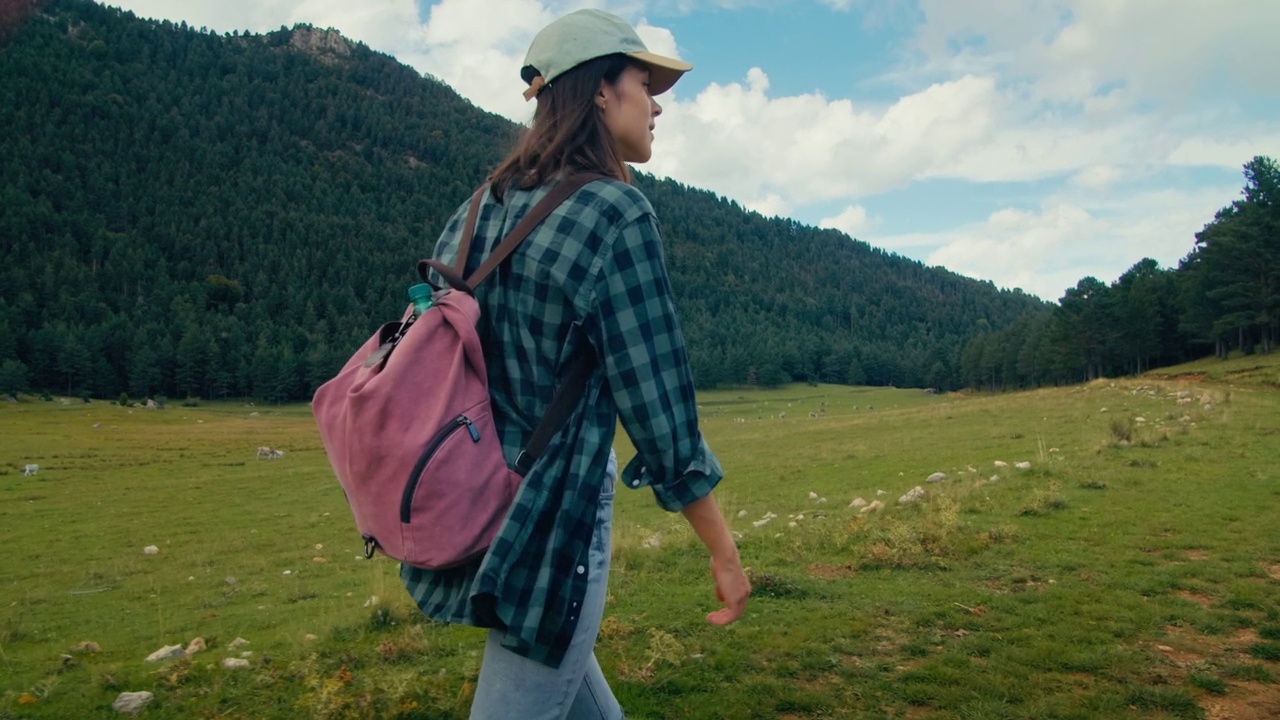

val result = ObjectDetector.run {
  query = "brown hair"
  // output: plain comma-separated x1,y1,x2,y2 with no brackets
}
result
489,54,636,201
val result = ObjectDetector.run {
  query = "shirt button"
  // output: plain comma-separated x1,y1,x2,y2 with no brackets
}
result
576,565,585,575
631,479,640,487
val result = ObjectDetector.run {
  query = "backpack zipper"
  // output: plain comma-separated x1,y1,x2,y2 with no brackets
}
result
400,415,480,523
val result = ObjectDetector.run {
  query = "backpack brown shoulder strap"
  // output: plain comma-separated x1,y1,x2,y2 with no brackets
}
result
419,173,606,292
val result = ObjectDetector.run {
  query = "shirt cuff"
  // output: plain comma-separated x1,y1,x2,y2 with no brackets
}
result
621,436,724,512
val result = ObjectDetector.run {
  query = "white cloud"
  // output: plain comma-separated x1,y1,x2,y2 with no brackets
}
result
868,184,1236,301
819,204,872,237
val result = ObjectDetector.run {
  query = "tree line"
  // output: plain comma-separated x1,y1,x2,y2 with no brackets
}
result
0,0,1050,402
958,156,1279,391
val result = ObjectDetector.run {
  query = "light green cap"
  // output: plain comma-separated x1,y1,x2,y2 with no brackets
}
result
520,9,692,101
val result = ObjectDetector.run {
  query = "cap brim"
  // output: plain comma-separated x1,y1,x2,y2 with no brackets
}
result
627,51,692,96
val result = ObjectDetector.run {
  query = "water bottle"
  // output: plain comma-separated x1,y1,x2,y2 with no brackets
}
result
408,283,434,317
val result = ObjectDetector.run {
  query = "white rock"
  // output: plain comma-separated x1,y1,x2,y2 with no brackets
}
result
227,637,250,650
281,570,292,575
989,475,1000,482
926,472,947,483
1135,417,1146,423
876,489,886,496
1100,407,1109,413
752,518,771,528
808,491,819,500
145,644,185,662
860,500,884,513
221,658,251,670
113,691,154,716
788,521,798,528
737,510,748,519
817,497,827,503
185,637,206,656
142,545,159,555
363,595,380,607
994,461,1009,468
1015,462,1031,470
899,486,926,504
642,533,661,549
849,498,867,509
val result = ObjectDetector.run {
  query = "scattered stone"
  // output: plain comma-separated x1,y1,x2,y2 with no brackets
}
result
113,691,154,716
1203,403,1213,411
808,491,819,500
752,518,771,528
221,658,251,670
788,521,798,528
239,651,254,658
71,641,101,654
876,489,886,496
227,637,250,650
642,533,661,549
795,514,805,521
736,510,748,519
314,543,324,550
926,472,947,484
1099,407,1108,413
185,637,206,656
281,570,292,575
145,399,158,410
899,486,926,504
305,634,318,641
953,629,970,638
849,497,867,509
994,461,1009,468
312,556,326,563
860,500,884,513
363,595,380,608
225,576,237,585
1015,462,1031,470
1177,390,1191,399
249,411,260,417
816,496,827,503
61,653,76,666
1135,417,1146,423
142,545,159,555
93,422,102,429
145,644,185,663
988,475,1000,482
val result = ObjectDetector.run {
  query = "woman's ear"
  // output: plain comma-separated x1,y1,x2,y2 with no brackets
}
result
595,80,610,112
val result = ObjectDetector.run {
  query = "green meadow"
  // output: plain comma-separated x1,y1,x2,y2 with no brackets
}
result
3,357,1279,719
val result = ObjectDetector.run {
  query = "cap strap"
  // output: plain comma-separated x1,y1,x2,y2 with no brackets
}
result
523,75,546,101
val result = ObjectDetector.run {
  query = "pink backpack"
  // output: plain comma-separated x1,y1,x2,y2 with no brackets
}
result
312,175,599,569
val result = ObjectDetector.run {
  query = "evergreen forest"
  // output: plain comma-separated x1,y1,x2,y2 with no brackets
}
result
0,0,1273,403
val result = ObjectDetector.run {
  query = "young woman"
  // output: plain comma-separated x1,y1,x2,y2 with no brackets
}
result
401,9,750,719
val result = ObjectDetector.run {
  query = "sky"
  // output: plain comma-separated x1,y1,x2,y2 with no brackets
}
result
104,0,1280,303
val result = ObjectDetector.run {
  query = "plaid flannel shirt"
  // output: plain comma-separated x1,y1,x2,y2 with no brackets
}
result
400,176,722,668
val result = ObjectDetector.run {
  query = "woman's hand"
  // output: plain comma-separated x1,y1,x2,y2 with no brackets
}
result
707,551,750,625
680,492,751,625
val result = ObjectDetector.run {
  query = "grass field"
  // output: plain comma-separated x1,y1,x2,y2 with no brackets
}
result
2,355,1279,719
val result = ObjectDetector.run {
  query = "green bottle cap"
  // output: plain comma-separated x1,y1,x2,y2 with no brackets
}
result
408,283,433,301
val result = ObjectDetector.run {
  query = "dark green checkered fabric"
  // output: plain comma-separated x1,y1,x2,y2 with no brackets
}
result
400,177,722,668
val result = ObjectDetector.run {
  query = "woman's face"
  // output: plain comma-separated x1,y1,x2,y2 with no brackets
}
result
598,64,663,164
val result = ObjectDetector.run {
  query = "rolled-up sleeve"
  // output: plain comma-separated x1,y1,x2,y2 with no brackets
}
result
586,213,722,511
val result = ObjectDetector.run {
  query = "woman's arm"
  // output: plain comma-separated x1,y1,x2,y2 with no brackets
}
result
680,492,751,625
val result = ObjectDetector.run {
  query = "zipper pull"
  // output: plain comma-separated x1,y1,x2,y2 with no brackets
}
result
462,416,480,442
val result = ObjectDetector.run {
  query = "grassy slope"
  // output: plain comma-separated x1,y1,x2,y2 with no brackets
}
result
2,356,1279,718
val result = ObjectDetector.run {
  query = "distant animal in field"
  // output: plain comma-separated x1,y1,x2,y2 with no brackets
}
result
23,464,39,476
256,447,285,460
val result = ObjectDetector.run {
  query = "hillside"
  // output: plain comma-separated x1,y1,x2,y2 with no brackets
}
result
0,0,1048,402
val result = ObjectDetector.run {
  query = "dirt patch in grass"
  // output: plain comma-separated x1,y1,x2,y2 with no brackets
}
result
808,562,855,580
1261,562,1280,581
1203,683,1280,720
1179,590,1215,609
1187,549,1211,561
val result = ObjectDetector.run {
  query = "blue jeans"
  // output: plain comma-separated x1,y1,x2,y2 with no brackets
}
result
469,454,623,720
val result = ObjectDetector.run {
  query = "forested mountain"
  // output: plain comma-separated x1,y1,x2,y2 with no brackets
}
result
958,156,1279,391
0,0,1047,402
